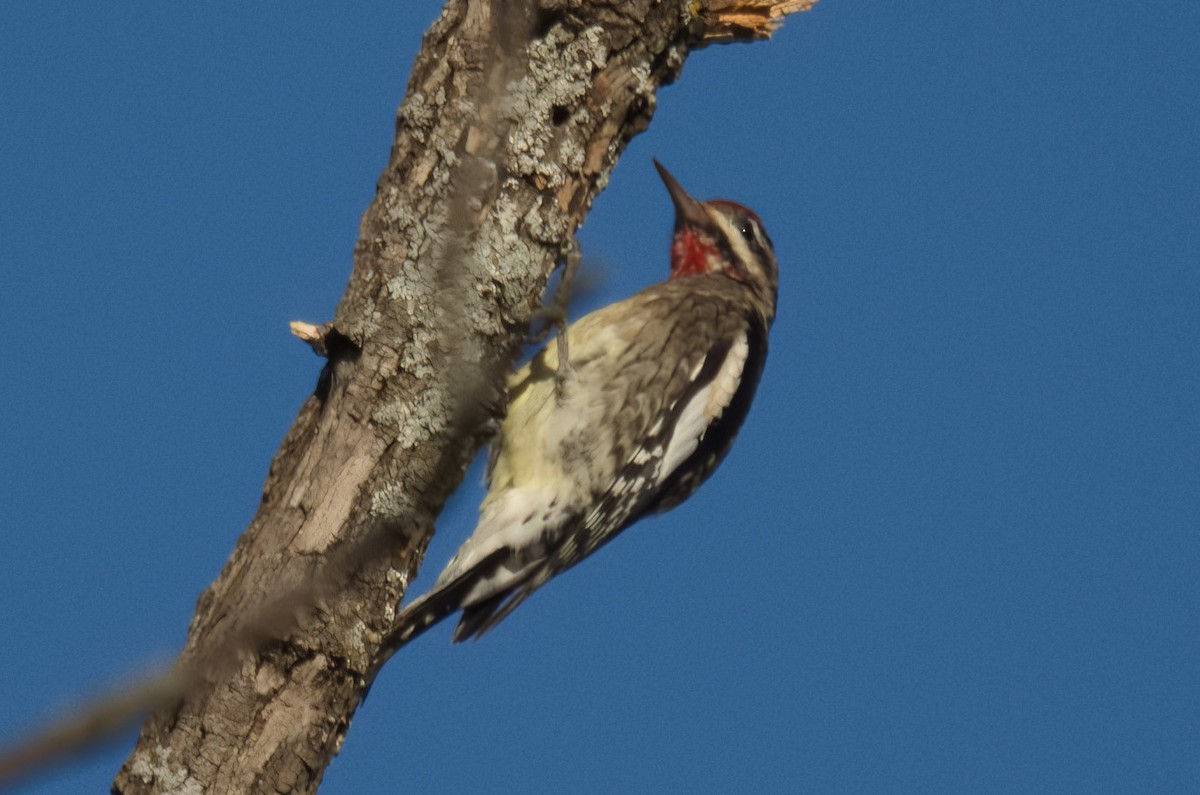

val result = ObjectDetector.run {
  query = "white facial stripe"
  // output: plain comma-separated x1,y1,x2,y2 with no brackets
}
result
751,220,771,252
706,205,757,277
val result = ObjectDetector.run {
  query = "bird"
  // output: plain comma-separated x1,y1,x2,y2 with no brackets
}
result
380,160,779,654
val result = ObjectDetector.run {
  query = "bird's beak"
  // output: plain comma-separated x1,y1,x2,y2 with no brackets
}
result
654,159,710,231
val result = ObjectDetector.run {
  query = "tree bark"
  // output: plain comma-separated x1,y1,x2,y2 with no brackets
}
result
113,1,698,792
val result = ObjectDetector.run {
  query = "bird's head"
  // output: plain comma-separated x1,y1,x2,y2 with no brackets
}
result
655,160,779,308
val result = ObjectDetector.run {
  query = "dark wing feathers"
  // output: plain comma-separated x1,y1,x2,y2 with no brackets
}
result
646,309,769,515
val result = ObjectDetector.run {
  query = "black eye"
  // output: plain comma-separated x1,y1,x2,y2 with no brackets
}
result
739,219,757,241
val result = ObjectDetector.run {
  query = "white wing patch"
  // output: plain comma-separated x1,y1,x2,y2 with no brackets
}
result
658,329,750,482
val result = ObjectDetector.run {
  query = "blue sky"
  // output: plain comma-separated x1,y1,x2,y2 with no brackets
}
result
2,2,1198,792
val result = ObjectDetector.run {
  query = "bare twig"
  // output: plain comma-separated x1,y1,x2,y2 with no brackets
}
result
696,0,817,43
289,321,333,357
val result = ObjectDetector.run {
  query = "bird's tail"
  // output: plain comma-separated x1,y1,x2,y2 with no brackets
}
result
453,588,531,642
370,548,510,674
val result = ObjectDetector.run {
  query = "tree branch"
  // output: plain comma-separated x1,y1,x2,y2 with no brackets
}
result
113,3,701,791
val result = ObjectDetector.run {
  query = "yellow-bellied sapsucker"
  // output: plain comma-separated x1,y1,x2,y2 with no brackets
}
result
385,162,779,650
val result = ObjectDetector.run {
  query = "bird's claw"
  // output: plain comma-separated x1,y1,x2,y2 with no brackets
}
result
527,237,581,400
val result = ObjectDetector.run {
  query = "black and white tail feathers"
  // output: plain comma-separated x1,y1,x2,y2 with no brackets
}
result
376,547,540,669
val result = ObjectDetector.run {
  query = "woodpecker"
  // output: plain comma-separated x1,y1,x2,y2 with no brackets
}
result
382,161,779,653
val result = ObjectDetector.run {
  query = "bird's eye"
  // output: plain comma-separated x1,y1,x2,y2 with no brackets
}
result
739,219,757,241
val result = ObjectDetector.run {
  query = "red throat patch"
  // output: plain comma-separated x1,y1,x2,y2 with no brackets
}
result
670,227,720,280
